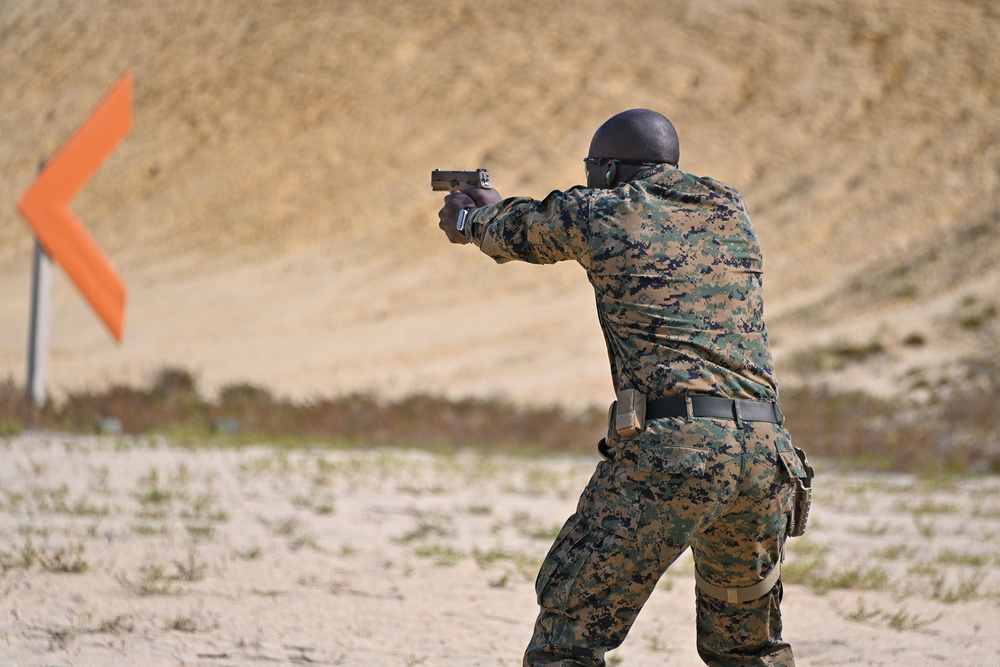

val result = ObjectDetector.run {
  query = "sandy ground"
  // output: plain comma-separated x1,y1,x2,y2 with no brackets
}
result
1,433,998,666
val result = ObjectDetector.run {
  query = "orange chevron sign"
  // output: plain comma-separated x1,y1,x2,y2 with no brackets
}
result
16,71,133,341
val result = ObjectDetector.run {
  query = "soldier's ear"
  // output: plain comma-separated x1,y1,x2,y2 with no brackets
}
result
605,162,618,187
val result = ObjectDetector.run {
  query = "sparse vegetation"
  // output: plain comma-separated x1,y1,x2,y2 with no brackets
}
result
174,545,208,582
43,626,77,652
116,563,180,597
394,517,455,544
779,378,1000,474
413,543,463,566
165,616,199,633
1,366,997,474
848,520,890,537
872,544,917,561
39,543,90,573
955,296,999,331
929,572,985,603
788,338,887,374
0,369,603,456
116,548,208,597
838,598,942,631
0,539,89,574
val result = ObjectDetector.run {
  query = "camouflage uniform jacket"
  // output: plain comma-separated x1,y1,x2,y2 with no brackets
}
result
463,164,777,401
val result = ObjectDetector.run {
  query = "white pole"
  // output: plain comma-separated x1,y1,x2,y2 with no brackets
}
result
26,239,53,406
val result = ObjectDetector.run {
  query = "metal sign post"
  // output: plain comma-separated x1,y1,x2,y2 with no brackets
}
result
26,240,53,406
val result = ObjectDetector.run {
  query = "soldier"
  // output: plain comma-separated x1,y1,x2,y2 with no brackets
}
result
438,109,809,667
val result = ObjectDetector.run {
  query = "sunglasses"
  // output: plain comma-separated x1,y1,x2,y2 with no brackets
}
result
583,157,676,176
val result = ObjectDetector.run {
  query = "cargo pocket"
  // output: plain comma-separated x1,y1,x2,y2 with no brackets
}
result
613,441,708,493
633,443,709,475
534,489,641,619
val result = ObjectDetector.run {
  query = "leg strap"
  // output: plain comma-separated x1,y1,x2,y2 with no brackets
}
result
694,563,781,604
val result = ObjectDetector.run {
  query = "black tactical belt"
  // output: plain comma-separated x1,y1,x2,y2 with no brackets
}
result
645,396,784,426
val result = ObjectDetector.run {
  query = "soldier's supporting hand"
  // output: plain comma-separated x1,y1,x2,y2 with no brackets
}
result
438,187,502,244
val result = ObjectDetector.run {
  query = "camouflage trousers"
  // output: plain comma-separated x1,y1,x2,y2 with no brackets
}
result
523,417,798,667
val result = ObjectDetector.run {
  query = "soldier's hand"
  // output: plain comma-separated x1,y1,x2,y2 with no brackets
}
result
438,188,503,245
465,186,502,207
438,192,474,244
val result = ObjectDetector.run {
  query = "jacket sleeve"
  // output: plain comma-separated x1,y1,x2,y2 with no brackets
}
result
463,188,592,266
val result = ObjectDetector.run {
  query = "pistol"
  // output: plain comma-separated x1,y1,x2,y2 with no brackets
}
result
431,168,491,192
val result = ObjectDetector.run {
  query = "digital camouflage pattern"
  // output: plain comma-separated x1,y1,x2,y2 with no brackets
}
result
525,419,802,666
463,164,777,402
463,165,800,666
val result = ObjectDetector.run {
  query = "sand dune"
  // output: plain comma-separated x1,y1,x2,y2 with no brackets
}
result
1,0,998,405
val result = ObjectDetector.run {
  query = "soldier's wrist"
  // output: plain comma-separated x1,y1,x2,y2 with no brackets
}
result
456,207,473,232
460,207,481,242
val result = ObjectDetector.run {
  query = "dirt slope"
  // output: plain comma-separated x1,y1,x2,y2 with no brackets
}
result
1,0,998,406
